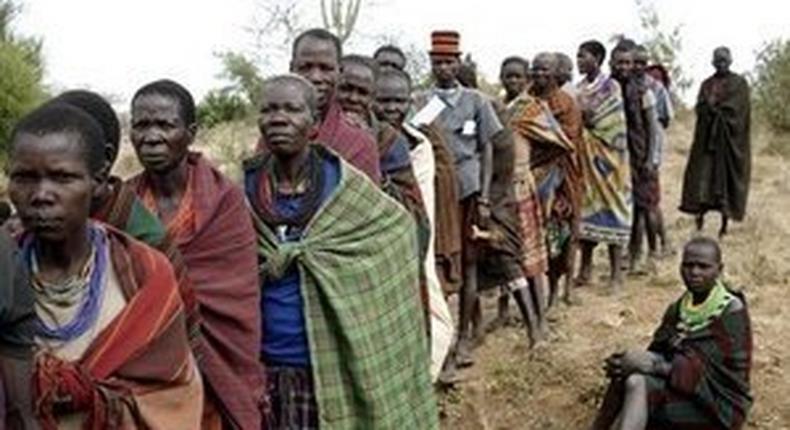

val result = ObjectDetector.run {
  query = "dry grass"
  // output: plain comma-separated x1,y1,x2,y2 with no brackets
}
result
439,115,790,430
112,118,259,182
2,111,788,429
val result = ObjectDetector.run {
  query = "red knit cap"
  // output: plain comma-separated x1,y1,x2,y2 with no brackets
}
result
430,30,461,56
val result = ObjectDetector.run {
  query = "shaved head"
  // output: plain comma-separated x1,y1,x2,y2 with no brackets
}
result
531,52,559,93
712,46,733,74
534,52,558,71
714,46,732,61
684,236,722,264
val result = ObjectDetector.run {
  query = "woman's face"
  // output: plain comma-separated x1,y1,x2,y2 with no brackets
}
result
501,62,528,97
258,82,316,158
576,48,599,76
130,94,194,175
8,132,96,243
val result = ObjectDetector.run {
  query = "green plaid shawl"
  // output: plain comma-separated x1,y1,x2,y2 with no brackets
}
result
251,151,439,429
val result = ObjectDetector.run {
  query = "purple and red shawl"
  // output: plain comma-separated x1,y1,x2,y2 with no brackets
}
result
317,100,381,183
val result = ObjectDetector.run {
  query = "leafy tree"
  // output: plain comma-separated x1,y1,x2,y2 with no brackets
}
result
197,89,249,129
752,39,790,132
0,0,45,162
633,0,693,99
215,51,265,110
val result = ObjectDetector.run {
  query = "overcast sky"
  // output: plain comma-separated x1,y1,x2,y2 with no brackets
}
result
14,0,790,108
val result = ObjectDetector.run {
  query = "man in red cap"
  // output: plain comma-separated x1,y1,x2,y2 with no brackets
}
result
414,30,504,378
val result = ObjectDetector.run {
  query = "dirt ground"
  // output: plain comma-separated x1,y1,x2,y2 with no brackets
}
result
88,111,790,430
439,116,790,430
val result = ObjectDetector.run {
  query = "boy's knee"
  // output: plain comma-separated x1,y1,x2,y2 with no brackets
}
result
624,373,646,391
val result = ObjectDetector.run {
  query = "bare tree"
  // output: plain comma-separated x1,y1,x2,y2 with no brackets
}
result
246,0,306,67
320,0,362,45
206,0,370,124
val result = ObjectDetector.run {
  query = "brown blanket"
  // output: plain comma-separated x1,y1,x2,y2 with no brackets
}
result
681,72,751,220
419,124,463,295
131,153,264,429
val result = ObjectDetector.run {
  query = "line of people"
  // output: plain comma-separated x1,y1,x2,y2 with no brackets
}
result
0,26,753,430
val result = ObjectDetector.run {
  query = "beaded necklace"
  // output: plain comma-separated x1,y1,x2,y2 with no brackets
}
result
25,225,108,341
678,279,734,332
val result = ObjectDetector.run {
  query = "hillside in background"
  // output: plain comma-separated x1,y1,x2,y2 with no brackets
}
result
438,113,790,429
8,108,790,430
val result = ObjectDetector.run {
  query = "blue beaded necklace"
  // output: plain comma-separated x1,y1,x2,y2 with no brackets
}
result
24,224,108,342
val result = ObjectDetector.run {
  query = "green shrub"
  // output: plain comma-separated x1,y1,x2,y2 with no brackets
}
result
752,39,790,132
197,89,249,129
0,1,45,164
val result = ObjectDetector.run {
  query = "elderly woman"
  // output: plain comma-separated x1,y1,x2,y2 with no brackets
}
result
528,52,584,305
129,79,264,429
247,74,437,429
5,103,203,428
574,40,633,291
592,237,752,429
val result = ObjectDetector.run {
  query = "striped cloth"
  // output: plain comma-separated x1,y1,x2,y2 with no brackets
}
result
131,153,264,429
266,366,319,430
502,94,550,276
249,147,439,429
510,93,575,261
647,287,752,429
576,74,633,246
91,177,203,355
32,226,203,429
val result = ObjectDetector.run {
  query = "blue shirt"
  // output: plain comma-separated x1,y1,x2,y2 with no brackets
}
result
380,133,412,175
257,155,340,367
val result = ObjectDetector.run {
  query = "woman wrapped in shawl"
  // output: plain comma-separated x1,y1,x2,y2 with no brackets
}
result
248,75,437,429
493,56,550,338
528,52,584,306
5,103,203,429
336,57,433,323
574,40,633,291
515,55,576,306
592,237,752,430
129,80,263,429
51,90,201,354
373,68,455,381
680,47,751,237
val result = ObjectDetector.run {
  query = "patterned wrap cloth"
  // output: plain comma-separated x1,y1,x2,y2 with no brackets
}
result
91,176,203,355
645,285,752,429
540,87,584,268
131,153,264,429
511,92,575,263
501,93,550,276
575,74,633,246
31,225,203,429
248,147,439,429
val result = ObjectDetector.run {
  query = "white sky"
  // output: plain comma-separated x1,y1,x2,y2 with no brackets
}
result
14,0,790,108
